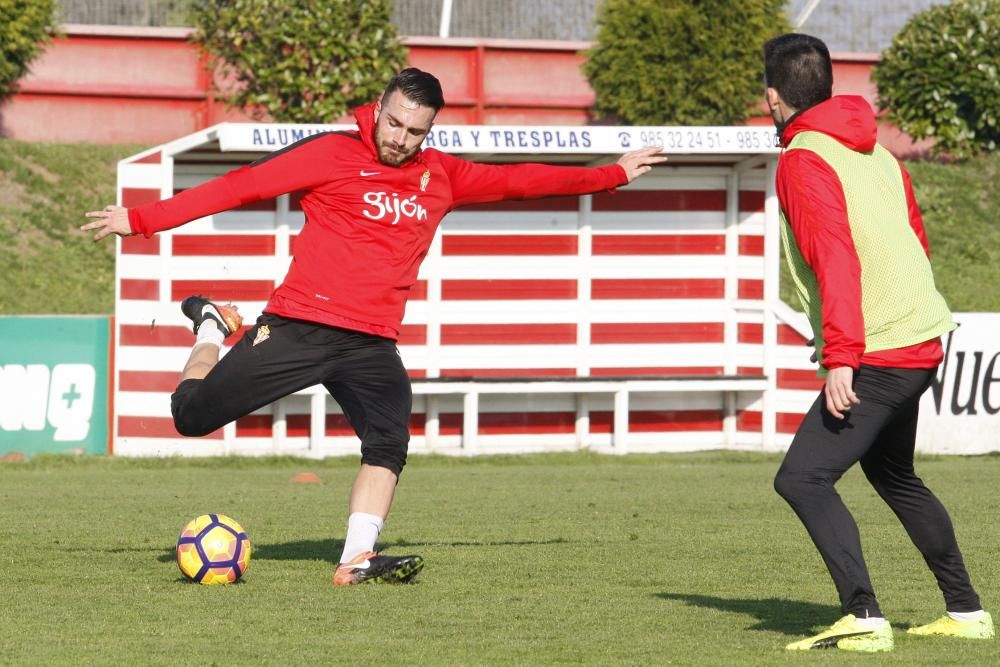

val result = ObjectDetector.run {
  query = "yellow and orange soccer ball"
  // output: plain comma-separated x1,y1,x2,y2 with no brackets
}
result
176,514,252,585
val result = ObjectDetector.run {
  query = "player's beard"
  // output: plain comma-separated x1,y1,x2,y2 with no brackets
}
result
375,131,418,167
378,144,414,167
768,103,786,136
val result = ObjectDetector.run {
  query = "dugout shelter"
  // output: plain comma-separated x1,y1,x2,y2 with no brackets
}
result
114,121,820,458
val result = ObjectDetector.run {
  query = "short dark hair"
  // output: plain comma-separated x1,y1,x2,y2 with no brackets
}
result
381,67,445,112
763,33,833,111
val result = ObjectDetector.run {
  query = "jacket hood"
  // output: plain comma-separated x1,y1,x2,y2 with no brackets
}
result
353,101,380,157
780,95,877,153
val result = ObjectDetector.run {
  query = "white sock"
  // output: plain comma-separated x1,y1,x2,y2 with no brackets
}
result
339,512,384,564
194,319,224,348
855,616,887,629
948,610,985,622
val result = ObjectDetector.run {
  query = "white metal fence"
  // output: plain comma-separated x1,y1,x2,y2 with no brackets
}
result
56,0,944,52
56,0,599,40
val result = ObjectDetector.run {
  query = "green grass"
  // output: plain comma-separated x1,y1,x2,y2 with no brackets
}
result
0,140,141,314
1,451,997,665
1,139,999,315
906,153,1000,312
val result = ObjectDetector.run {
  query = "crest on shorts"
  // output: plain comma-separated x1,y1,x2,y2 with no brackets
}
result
253,324,270,346
420,170,431,192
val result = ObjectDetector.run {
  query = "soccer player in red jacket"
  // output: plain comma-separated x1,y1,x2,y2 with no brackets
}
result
82,68,665,586
763,35,992,651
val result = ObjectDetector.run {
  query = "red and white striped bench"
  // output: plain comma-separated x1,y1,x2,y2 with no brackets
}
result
293,373,769,455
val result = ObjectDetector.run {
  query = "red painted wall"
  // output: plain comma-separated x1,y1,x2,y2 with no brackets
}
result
1,25,923,155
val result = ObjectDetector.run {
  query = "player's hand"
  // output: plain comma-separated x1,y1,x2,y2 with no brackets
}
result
824,366,859,420
617,146,668,183
82,205,133,241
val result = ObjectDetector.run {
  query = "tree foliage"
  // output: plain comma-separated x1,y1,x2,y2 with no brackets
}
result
189,0,408,123
583,0,789,125
873,0,1000,159
0,0,57,102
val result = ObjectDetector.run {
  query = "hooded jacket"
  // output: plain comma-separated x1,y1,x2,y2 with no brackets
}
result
777,95,945,370
128,102,627,339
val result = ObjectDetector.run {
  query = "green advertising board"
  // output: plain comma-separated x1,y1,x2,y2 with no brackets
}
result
0,316,111,456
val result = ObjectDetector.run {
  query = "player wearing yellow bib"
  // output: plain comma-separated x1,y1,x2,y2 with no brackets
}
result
762,33,993,653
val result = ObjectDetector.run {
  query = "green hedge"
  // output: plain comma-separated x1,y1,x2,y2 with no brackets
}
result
873,0,1000,159
583,0,789,125
0,0,57,101
189,0,407,123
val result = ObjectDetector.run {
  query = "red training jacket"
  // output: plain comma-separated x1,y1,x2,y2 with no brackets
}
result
777,96,943,370
129,102,627,339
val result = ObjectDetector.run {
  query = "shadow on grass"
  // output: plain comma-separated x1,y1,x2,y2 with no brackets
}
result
148,536,571,564
388,537,571,548
655,593,839,636
172,576,249,586
148,539,344,564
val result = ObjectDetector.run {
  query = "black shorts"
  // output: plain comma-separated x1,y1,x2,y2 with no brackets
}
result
171,313,412,474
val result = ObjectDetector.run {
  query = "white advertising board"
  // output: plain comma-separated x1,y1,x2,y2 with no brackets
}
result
918,313,1000,454
214,123,780,155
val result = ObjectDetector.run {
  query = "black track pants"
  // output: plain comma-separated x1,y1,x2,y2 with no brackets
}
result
773,364,981,617
171,313,412,475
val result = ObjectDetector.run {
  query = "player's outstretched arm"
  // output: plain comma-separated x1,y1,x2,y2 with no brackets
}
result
617,146,668,183
81,205,132,242
82,134,344,241
442,145,668,209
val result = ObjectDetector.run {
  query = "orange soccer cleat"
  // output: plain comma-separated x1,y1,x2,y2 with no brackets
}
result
332,550,424,586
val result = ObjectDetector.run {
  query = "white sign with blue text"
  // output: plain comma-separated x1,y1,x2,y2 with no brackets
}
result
216,123,780,155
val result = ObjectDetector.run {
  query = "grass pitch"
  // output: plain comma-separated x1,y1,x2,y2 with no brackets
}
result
1,451,997,665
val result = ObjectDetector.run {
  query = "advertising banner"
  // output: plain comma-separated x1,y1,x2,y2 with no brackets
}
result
0,316,111,456
214,122,780,155
918,313,1000,454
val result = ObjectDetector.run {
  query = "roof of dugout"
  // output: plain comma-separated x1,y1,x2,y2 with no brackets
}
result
120,122,780,167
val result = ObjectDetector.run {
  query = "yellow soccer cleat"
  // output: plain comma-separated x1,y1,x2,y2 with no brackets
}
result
907,612,994,639
785,614,894,652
